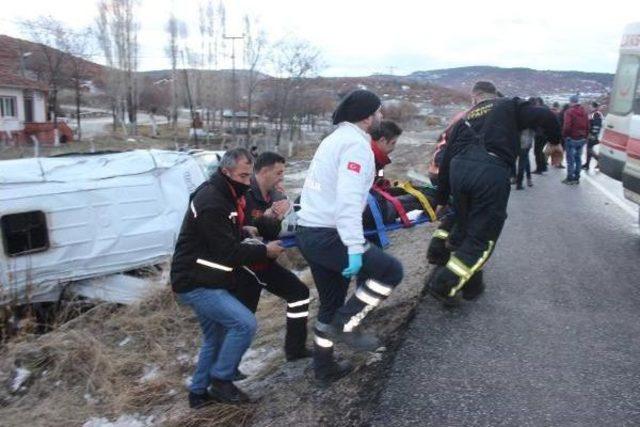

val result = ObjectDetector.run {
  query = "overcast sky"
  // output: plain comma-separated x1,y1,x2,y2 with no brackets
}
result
0,0,636,76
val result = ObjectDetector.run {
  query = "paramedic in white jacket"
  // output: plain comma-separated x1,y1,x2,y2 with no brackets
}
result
296,89,404,385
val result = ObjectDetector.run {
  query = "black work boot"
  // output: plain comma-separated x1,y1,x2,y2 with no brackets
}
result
189,391,215,409
316,320,381,352
462,271,485,301
427,235,451,265
426,266,461,308
313,342,353,387
286,347,312,361
333,325,382,352
208,379,251,404
285,317,311,361
233,369,248,381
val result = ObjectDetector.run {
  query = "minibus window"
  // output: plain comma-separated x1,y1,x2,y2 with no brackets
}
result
610,54,640,115
1,211,50,257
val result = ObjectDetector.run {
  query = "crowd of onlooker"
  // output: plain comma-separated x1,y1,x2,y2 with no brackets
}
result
429,95,605,191
511,95,604,189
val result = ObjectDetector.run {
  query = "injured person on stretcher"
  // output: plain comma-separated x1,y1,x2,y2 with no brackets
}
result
253,182,439,243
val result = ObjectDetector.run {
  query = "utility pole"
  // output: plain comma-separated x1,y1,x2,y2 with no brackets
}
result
223,34,244,145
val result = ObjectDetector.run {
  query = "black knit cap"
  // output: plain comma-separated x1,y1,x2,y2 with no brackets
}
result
332,89,382,125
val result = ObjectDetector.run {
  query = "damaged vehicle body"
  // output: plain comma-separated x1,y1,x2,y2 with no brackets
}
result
0,149,223,310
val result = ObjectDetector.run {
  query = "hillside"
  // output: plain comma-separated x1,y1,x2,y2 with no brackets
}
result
408,66,614,97
0,34,105,86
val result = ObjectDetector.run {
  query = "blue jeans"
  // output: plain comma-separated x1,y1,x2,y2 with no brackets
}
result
565,138,586,181
177,287,257,393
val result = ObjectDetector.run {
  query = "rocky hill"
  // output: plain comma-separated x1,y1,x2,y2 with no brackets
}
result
407,66,613,97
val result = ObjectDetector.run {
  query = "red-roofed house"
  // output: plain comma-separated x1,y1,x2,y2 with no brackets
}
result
0,69,72,145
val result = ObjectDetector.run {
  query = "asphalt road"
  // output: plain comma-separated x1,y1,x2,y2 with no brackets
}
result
372,166,640,426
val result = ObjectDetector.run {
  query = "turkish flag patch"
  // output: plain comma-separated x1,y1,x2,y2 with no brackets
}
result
347,162,361,173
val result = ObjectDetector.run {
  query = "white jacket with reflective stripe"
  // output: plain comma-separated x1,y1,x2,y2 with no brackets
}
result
297,122,375,254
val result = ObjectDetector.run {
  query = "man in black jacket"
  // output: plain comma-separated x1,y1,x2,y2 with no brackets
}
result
171,148,284,408
236,151,312,362
427,82,561,305
583,101,603,170
532,97,550,174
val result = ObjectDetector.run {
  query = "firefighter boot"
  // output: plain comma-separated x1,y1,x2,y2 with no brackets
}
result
426,266,461,307
462,270,485,301
427,230,451,265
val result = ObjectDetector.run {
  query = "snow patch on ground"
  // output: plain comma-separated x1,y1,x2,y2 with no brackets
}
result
82,414,155,427
84,393,100,405
11,368,31,392
176,353,191,365
239,346,281,378
139,365,159,383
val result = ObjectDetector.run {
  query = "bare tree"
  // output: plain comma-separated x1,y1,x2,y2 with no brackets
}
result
20,16,68,144
95,5,122,133
269,38,322,154
95,0,140,136
217,1,228,128
243,14,267,148
61,28,94,141
138,76,172,137
202,0,217,129
292,87,335,131
382,100,419,123
197,0,227,131
165,14,183,132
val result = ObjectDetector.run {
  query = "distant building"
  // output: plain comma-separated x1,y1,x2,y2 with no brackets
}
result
0,69,72,145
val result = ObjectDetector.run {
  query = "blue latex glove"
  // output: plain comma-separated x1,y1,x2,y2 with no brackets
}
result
342,253,363,279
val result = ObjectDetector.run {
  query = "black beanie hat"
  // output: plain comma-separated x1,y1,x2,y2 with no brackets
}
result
332,89,382,125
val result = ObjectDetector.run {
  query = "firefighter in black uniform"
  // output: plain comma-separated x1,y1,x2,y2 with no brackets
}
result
236,152,312,361
426,81,561,305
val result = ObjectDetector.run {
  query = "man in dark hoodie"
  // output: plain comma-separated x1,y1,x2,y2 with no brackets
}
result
171,148,284,408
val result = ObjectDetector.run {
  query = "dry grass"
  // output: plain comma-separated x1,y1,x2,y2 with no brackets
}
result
0,267,309,427
164,403,254,427
0,287,194,426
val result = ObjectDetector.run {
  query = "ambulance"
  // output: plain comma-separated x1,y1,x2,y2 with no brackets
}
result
599,22,640,220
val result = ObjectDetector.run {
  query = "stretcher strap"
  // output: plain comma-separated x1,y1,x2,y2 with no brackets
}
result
367,193,390,248
372,185,412,227
398,181,437,222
